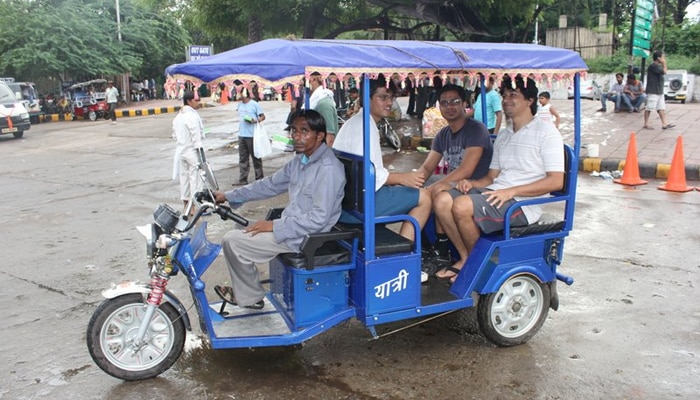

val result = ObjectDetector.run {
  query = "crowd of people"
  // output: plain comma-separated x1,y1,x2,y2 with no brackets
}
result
171,71,569,307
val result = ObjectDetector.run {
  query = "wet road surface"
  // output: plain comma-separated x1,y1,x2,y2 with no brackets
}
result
1,102,699,399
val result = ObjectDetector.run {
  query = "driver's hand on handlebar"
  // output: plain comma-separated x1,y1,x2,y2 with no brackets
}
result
243,220,273,236
213,192,228,204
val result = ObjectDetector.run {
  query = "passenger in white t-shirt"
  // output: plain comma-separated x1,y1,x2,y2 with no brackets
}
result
441,75,565,283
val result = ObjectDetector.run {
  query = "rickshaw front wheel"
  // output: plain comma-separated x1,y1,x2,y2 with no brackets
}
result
477,274,550,347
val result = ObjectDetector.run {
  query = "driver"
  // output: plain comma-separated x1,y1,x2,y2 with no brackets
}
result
212,109,345,309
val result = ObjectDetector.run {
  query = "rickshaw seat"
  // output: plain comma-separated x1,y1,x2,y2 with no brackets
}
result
336,153,414,256
266,208,360,271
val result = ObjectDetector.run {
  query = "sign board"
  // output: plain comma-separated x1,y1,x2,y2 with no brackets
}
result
633,48,650,58
187,45,213,61
631,0,655,58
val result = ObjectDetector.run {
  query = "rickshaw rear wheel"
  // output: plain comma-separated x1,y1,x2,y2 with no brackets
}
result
477,274,550,347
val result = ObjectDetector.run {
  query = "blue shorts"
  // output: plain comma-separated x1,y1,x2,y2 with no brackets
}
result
340,185,420,223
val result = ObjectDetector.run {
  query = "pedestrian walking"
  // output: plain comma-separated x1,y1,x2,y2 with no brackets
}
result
234,88,266,185
643,51,675,130
105,81,119,124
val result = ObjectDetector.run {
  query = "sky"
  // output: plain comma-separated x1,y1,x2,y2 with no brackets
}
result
687,1,700,22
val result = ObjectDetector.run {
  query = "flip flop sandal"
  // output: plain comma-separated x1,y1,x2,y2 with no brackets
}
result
642,126,654,130
214,285,238,305
435,266,461,280
662,124,676,130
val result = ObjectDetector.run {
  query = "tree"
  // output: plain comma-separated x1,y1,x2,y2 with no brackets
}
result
0,0,190,84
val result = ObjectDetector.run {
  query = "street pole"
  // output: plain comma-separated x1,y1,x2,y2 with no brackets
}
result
116,0,122,42
115,0,130,103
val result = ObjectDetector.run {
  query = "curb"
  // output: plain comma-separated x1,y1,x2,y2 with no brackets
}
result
36,106,182,123
579,157,700,182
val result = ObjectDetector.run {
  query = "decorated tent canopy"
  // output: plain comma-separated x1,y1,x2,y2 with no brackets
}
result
165,38,588,92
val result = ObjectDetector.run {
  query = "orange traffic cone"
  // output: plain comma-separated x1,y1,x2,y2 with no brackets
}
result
658,136,693,192
614,132,648,186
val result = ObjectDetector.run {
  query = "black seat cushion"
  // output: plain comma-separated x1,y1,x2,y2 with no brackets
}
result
279,240,351,269
337,223,413,256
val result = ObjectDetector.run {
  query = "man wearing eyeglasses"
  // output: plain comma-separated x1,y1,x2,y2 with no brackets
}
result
333,74,432,246
444,75,564,283
414,84,493,277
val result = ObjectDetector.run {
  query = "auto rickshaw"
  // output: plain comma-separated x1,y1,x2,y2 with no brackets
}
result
88,39,587,380
67,79,109,121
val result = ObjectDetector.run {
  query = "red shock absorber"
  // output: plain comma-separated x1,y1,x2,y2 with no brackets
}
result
147,273,168,306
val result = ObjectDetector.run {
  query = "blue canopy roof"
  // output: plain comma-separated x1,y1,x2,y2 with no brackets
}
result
165,38,587,88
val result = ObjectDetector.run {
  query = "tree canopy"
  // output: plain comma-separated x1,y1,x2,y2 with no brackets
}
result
1,0,697,86
0,0,190,83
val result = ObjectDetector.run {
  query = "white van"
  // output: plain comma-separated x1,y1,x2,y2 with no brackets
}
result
0,81,31,138
6,81,41,122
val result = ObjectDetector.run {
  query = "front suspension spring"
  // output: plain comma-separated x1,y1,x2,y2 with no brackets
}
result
147,273,169,306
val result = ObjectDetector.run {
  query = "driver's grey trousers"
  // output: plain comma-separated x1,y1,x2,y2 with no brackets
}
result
221,228,293,306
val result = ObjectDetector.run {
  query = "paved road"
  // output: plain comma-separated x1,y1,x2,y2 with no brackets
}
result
1,107,698,399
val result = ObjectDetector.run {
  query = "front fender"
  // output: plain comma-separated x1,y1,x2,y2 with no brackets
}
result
101,281,192,331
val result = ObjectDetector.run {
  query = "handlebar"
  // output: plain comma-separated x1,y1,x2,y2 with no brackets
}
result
181,192,250,232
216,205,249,226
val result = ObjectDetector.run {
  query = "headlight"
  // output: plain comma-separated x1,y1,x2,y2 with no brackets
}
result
20,112,29,119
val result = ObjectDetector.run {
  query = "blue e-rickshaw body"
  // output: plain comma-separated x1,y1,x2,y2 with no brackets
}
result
168,39,588,348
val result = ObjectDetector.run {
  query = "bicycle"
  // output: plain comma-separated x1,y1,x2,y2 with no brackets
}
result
378,117,401,150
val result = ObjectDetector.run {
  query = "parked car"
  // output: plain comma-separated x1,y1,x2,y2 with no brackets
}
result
5,81,41,123
664,70,690,104
567,79,598,99
0,81,31,138
67,79,109,121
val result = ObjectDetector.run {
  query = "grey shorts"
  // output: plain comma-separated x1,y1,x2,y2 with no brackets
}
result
467,188,529,234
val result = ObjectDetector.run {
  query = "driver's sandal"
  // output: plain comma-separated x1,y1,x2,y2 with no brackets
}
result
215,285,265,314
214,285,237,315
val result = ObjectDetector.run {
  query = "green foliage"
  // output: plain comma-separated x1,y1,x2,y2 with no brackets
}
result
584,50,700,75
585,52,631,73
0,0,190,83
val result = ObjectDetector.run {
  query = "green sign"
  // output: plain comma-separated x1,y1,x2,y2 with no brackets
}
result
633,37,651,49
631,0,654,57
634,28,652,40
636,8,654,21
637,0,654,11
634,18,652,31
633,48,650,58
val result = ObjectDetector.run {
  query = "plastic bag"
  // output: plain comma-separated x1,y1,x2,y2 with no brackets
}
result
253,122,272,158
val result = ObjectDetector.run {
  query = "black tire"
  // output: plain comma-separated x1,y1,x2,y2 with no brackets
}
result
380,120,401,150
669,79,682,91
13,130,24,139
86,293,186,381
477,274,550,347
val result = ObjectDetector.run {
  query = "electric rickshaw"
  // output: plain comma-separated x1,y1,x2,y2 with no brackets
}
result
87,39,587,380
